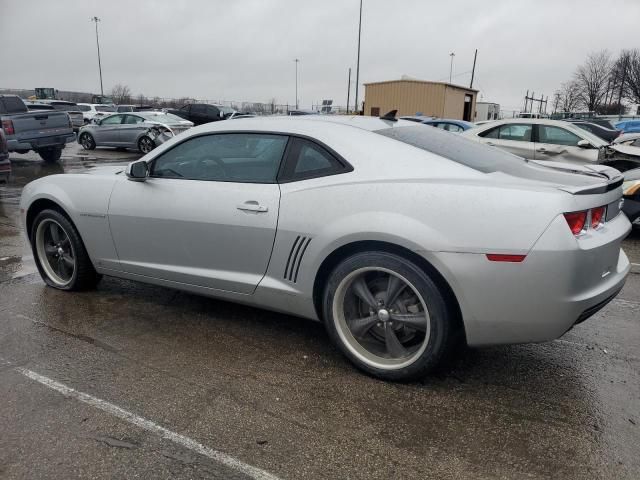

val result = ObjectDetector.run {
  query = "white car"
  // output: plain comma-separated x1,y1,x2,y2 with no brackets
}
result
76,103,117,124
463,118,640,171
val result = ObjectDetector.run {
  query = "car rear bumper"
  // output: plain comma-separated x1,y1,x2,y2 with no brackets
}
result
429,212,631,347
8,133,76,151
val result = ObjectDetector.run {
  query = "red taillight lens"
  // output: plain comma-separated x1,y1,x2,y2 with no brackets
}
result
590,206,606,229
564,211,588,235
1,119,14,136
486,254,527,262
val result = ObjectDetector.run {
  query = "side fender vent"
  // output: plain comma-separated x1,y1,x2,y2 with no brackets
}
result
284,235,312,283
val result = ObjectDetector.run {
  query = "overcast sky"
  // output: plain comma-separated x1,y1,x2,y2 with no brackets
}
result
2,0,639,111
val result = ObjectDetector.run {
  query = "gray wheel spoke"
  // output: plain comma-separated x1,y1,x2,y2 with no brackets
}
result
348,314,379,338
390,312,427,332
352,278,378,308
49,223,60,243
384,324,408,358
386,275,405,306
61,254,74,268
44,244,58,255
57,257,68,277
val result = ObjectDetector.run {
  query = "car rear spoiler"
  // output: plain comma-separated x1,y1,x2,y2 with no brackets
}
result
531,160,624,195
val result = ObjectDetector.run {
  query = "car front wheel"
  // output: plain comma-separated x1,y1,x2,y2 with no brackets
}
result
79,133,96,150
31,209,101,291
323,251,456,381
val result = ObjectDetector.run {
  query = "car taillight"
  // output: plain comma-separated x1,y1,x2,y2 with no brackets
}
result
564,211,588,235
1,119,14,135
590,206,606,229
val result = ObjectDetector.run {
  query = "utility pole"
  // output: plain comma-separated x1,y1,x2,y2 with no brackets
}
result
346,67,352,114
449,52,455,84
469,49,478,89
91,16,104,97
354,0,363,114
294,58,299,110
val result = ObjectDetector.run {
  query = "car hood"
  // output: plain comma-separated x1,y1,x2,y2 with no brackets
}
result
83,166,126,176
610,144,640,157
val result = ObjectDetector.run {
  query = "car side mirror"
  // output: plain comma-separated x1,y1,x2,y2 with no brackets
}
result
126,160,149,182
577,139,592,149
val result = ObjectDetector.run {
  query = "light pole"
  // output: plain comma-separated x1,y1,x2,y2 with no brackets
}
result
449,52,455,84
354,0,363,114
294,58,299,110
91,16,104,96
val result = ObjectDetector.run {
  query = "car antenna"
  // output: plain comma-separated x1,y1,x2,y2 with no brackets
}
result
380,110,398,122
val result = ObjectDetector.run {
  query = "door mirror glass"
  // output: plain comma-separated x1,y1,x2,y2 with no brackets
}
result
126,160,148,181
577,139,592,148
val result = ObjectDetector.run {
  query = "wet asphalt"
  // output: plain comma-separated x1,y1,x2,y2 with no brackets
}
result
0,143,639,479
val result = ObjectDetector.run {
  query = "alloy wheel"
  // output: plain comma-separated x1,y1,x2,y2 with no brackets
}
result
35,219,76,286
332,267,431,370
139,137,154,154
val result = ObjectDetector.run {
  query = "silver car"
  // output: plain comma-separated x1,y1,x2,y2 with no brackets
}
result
20,116,631,381
77,112,194,153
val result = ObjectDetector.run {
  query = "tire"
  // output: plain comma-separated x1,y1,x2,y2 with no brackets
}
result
38,147,62,163
138,136,155,154
30,209,101,291
322,251,456,381
79,133,96,150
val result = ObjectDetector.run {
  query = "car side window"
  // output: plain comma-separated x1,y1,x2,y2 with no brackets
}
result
445,124,463,133
206,105,219,117
124,115,144,125
150,133,288,183
538,125,581,146
101,115,123,125
480,124,532,142
191,104,206,114
281,137,349,181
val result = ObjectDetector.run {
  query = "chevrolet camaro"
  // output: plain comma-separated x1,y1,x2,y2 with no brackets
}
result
20,116,631,380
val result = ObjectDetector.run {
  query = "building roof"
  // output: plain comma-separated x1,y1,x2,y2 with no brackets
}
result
363,78,478,93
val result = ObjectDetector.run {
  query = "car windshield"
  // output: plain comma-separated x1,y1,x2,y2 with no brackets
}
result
139,113,188,123
95,105,116,112
375,125,532,174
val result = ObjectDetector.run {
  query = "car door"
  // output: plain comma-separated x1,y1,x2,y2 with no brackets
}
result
206,105,221,122
190,104,207,125
94,114,125,145
477,123,535,158
120,114,147,147
534,124,599,164
107,132,289,294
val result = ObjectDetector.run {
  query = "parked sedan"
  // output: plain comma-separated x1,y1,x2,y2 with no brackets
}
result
615,120,640,134
464,118,640,171
77,112,194,153
564,120,621,143
20,116,630,381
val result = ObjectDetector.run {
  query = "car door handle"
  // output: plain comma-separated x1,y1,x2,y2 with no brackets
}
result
486,141,495,146
237,201,268,213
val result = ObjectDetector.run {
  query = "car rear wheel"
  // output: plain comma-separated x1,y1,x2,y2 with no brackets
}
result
31,209,101,291
138,136,154,154
323,251,456,381
79,133,96,150
38,147,62,163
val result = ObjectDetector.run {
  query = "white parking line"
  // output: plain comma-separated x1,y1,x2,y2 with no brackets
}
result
15,366,280,480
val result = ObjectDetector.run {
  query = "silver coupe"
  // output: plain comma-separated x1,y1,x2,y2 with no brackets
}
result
77,112,194,153
20,116,631,380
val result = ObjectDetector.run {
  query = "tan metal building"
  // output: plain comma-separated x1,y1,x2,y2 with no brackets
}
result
363,79,478,121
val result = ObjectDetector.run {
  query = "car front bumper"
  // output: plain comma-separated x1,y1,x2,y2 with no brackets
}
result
428,211,631,347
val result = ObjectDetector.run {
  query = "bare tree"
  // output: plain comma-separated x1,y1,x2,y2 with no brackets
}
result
574,50,612,112
111,84,132,104
621,49,640,105
555,81,582,113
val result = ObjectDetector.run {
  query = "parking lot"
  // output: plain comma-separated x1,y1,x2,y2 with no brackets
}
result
0,143,637,479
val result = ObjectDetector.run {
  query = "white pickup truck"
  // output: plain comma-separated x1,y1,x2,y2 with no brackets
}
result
0,95,76,162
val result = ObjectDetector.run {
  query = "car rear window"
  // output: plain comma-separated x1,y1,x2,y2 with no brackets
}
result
0,96,27,114
375,125,531,174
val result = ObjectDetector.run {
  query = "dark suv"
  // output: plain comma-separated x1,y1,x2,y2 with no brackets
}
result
167,103,235,125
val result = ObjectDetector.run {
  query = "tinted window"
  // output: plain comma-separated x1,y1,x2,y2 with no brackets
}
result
0,96,27,114
191,104,206,114
206,105,220,117
481,123,532,142
538,125,581,146
101,115,123,125
151,133,288,183
281,138,348,181
124,115,144,125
